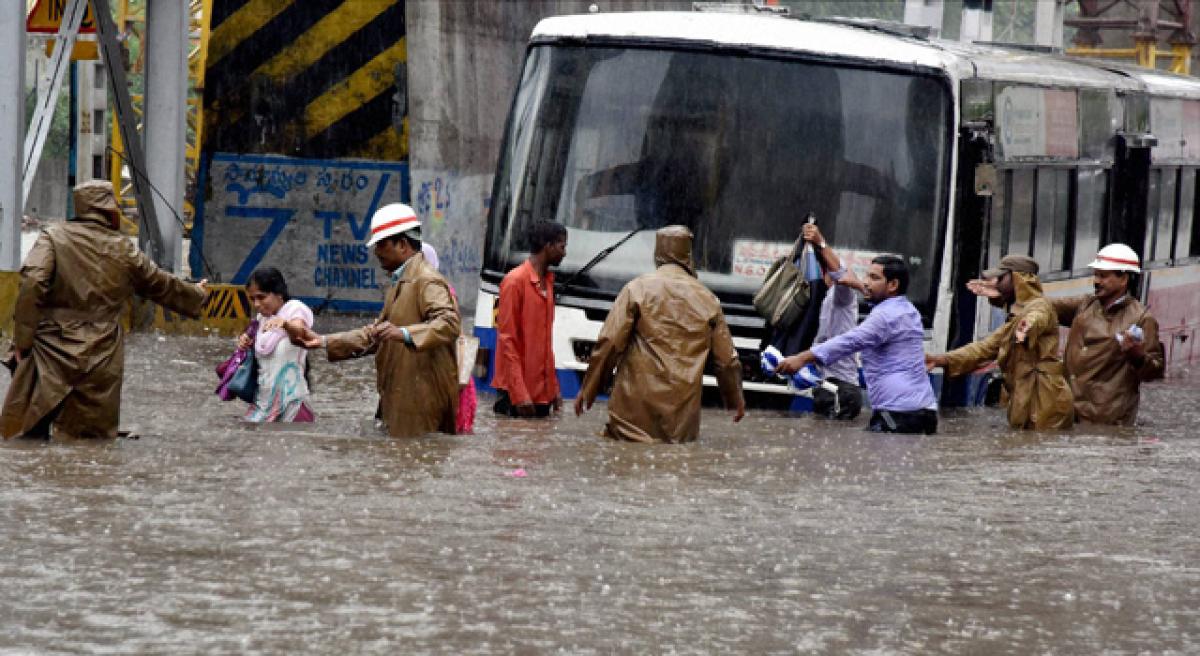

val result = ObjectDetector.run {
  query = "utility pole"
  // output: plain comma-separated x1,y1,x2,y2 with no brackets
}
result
960,0,994,44
0,2,28,271
1034,0,1065,49
903,0,945,36
143,0,189,275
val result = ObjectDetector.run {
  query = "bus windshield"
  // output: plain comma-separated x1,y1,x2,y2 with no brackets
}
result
485,44,952,323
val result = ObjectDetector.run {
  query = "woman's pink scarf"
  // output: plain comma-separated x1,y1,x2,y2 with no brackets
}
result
255,299,314,357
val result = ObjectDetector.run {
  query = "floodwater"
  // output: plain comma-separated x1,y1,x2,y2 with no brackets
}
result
2,330,1199,654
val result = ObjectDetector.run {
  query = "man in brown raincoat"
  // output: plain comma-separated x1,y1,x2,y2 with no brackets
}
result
573,226,745,443
1049,243,1164,425
301,204,459,437
926,255,1073,430
2,180,207,439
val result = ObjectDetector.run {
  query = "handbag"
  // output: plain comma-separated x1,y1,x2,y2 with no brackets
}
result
752,237,811,330
215,320,259,402
225,349,258,404
456,335,480,387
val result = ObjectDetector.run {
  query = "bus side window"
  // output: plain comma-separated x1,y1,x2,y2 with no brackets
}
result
1146,167,1179,263
1073,168,1108,270
1177,167,1196,259
1008,168,1036,258
986,169,1010,271
1033,167,1070,273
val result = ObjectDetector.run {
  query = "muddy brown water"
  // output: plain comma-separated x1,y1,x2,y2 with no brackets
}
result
2,330,1199,653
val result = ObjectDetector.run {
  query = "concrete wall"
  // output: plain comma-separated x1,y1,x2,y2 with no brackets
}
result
405,0,692,311
194,0,409,311
24,157,67,221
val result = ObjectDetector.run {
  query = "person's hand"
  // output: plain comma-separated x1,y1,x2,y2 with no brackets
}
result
300,330,324,350
236,333,253,350
553,395,563,413
197,278,209,295
1014,318,1030,344
262,317,286,332
776,351,814,375
839,269,866,293
1118,330,1145,358
802,223,825,246
732,398,746,423
925,354,948,372
966,278,1001,299
574,395,592,416
373,322,407,343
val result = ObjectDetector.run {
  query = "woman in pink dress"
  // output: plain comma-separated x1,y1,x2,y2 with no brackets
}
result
422,243,477,434
238,268,315,422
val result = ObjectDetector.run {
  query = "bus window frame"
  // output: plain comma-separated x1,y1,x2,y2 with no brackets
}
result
1145,166,1181,270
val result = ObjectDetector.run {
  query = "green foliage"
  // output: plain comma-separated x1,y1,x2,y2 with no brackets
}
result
24,76,72,161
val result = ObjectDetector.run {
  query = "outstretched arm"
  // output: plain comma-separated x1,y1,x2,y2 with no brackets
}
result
575,286,637,416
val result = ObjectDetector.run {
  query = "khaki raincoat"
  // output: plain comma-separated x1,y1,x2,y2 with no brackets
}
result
577,226,743,443
1,182,206,439
326,252,459,437
1051,294,1164,425
945,272,1074,429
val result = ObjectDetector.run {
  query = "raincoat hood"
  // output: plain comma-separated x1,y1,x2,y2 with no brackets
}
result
653,225,695,276
72,180,120,227
1012,271,1044,307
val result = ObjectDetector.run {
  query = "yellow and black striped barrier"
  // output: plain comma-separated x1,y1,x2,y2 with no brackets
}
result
151,283,252,337
0,275,249,338
203,0,407,161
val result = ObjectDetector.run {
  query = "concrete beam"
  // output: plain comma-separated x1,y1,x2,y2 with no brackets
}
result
0,0,26,270
903,0,945,36
1035,0,1065,48
960,0,994,43
144,0,189,274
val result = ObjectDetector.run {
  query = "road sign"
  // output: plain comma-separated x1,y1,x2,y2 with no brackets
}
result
27,0,97,34
45,39,100,60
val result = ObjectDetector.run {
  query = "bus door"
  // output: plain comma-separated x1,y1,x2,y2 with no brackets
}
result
941,88,995,406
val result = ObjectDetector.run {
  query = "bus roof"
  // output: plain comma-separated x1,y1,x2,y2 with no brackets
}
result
532,11,1200,98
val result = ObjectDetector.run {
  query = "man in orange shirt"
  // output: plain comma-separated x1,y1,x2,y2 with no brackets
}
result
493,220,568,417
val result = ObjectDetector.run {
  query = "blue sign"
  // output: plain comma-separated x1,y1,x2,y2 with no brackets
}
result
193,153,409,312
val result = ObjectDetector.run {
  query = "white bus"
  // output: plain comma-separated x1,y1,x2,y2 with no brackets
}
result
473,10,1200,409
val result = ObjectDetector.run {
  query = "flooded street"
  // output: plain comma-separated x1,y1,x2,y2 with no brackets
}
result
3,330,1199,653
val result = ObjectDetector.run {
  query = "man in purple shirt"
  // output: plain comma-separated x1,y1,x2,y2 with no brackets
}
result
778,255,938,434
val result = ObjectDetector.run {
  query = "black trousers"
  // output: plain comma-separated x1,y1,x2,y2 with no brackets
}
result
812,377,863,420
493,390,552,418
867,409,938,435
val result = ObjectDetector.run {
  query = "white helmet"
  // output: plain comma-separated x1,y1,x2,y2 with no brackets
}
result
1087,243,1141,273
365,203,421,247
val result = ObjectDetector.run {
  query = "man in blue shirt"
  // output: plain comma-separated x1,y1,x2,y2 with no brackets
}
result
777,255,938,434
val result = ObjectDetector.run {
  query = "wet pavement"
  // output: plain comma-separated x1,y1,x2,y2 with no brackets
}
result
2,330,1199,653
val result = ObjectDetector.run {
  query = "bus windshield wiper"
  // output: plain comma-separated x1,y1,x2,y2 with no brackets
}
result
556,225,645,298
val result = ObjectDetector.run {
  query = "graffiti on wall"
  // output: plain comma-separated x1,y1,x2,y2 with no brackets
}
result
193,153,409,312
416,176,451,231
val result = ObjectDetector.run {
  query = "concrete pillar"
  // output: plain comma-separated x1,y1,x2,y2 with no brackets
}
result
903,0,945,36
143,0,189,274
960,0,994,44
0,2,26,270
73,61,107,183
1034,0,1065,48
